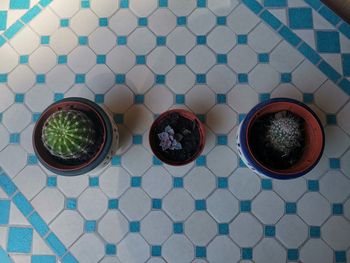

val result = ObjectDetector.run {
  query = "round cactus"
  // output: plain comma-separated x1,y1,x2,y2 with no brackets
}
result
42,110,96,160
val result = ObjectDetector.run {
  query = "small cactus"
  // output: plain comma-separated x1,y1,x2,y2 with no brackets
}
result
42,110,96,160
158,125,183,151
266,111,302,156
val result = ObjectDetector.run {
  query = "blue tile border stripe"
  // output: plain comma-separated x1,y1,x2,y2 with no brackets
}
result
242,0,350,96
0,167,78,262
0,246,12,263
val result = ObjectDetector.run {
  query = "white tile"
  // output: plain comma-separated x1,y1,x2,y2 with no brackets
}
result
340,35,350,53
300,239,333,263
187,46,216,73
0,125,9,152
167,66,195,94
86,65,115,94
119,188,151,220
109,9,137,35
228,45,257,73
207,189,239,222
186,85,215,114
0,145,27,178
107,46,135,74
122,145,152,176
50,210,84,247
105,85,134,113
98,210,129,243
118,234,150,263
9,205,30,225
0,85,14,113
145,85,173,114
324,126,350,157
100,167,130,198
269,9,287,24
25,85,53,112
46,65,75,93
128,28,156,55
164,162,194,177
298,192,330,225
78,188,108,220
29,47,56,73
147,47,175,74
167,27,196,55
322,216,350,250
207,105,237,134
0,227,8,248
50,28,78,54
229,213,263,247
100,258,122,263
338,101,350,135
273,177,306,201
185,167,216,199
270,42,304,72
31,188,65,223
116,125,133,154
344,198,350,220
68,46,96,73
29,7,60,35
253,239,286,263
202,127,216,155
229,168,261,200
295,30,316,49
65,84,95,100
89,28,116,54
148,9,176,36
71,233,105,263
57,174,88,198
207,26,237,53
207,65,236,93
315,80,348,113
163,189,194,221
163,235,195,262
187,8,216,35
248,22,281,53
271,83,303,101
126,66,154,93
0,44,18,73
168,0,196,16
207,236,240,263
50,0,80,17
341,150,350,178
320,171,350,202
141,211,172,244
124,105,154,134
129,0,157,16
32,232,53,255
10,27,40,54
304,154,328,180
249,64,280,92
8,65,36,93
207,146,238,177
312,10,334,30
227,84,258,113
185,211,217,245
208,0,239,15
10,255,31,263
276,215,308,247
142,167,172,198
252,191,284,224
13,166,46,200
227,4,260,34
147,259,166,263
90,0,120,17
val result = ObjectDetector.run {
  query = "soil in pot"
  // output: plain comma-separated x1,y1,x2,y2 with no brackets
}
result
249,110,306,170
154,112,201,163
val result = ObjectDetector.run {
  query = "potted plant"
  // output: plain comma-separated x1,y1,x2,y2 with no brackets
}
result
33,98,118,176
237,98,324,179
149,109,205,166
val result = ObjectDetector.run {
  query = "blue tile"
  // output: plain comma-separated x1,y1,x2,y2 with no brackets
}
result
177,16,186,25
335,251,346,263
89,177,99,187
0,200,10,225
217,54,227,64
117,36,127,45
136,55,146,64
85,220,96,232
81,0,90,8
106,244,116,255
197,35,206,45
196,74,206,83
13,192,33,216
196,114,206,123
153,156,163,166
32,255,56,263
304,0,322,10
7,227,33,253
332,203,343,215
286,202,297,214
0,11,7,30
135,94,144,104
243,0,263,14
217,16,226,25
159,0,168,7
196,246,206,258
176,55,186,64
114,114,124,124
152,199,162,209
258,53,269,63
217,135,227,145
66,198,77,210
303,93,314,103
264,0,286,7
21,6,41,23
240,200,251,212
129,221,140,232
319,6,340,26
36,74,46,83
10,133,20,144
316,31,340,53
108,199,118,209
298,42,322,65
132,135,143,144
138,17,148,26
261,179,272,190
0,74,7,83
326,114,337,125
339,79,350,95
309,226,320,238
97,55,106,64
156,36,166,46
176,94,185,104
239,158,247,167
10,0,30,9
0,247,11,263
95,94,104,103
58,55,67,64
115,74,125,84
288,8,313,29
308,180,319,191
195,200,206,210
260,10,282,30
239,113,246,123
0,173,17,196
47,176,57,187
131,176,142,187
152,245,161,256
28,212,49,237
54,93,64,102
196,155,206,166
241,248,252,260
40,35,50,44
0,36,5,47
339,22,350,39
155,74,165,84
39,0,53,7
0,113,2,123
20,55,29,64
33,112,41,123
264,225,275,237
173,222,183,233
217,94,226,104
279,26,301,47
238,73,248,83
120,0,129,8
281,73,292,83
287,249,299,261
259,93,270,102
112,155,121,166
61,252,79,263
78,36,88,45
99,18,108,26
329,158,340,169
173,177,183,188
60,19,69,27
46,233,66,257
237,34,247,44
197,0,206,7
342,54,350,76
4,21,24,39
28,154,38,165
218,223,229,235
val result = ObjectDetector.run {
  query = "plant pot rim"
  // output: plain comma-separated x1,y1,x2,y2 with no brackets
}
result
33,97,113,176
149,109,205,166
240,98,325,179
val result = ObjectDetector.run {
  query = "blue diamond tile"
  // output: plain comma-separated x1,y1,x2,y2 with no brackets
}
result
195,200,206,211
129,221,140,232
286,202,297,214
217,135,228,145
156,36,166,46
0,74,8,83
288,8,313,29
136,55,146,64
197,0,206,7
19,55,29,64
237,35,247,44
95,94,104,103
40,35,50,44
176,94,185,104
153,156,163,166
281,73,292,83
58,55,67,64
66,198,77,210
85,220,96,232
240,200,251,212
54,93,64,102
27,154,38,165
151,245,161,256
303,93,314,103
217,16,226,25
89,177,99,187
238,73,248,83
261,179,272,190
309,226,321,238
138,17,148,26
332,203,343,215
316,31,340,53
112,155,121,166
287,249,299,261
308,180,319,191
108,199,118,209
81,0,90,8
132,135,143,144
173,177,183,188
217,94,226,104
47,176,57,187
75,74,85,83
264,225,275,237
258,53,269,63
241,248,252,260
135,94,144,104
131,176,142,187
329,158,340,169
173,222,183,233
117,36,127,45
326,114,337,125
217,54,227,64
78,36,88,45
96,55,106,64
99,18,108,26
217,177,228,189
155,74,165,84
120,0,128,8
36,74,45,83
7,227,33,253
159,0,168,7
10,133,20,144
177,16,186,25
196,74,206,83
196,246,206,258
196,155,206,166
105,244,116,255
197,35,206,45
152,199,162,209
335,251,346,263
176,55,186,64
60,19,69,27
218,223,229,235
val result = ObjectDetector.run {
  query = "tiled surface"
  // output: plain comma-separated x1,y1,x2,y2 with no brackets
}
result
0,0,350,262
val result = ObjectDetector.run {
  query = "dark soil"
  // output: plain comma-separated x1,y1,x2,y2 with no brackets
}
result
154,112,201,162
248,112,305,170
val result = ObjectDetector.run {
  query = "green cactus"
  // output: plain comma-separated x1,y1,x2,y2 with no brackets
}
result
42,110,96,160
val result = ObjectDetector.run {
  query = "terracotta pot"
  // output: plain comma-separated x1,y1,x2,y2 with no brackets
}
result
237,98,324,179
33,98,118,176
149,109,206,166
